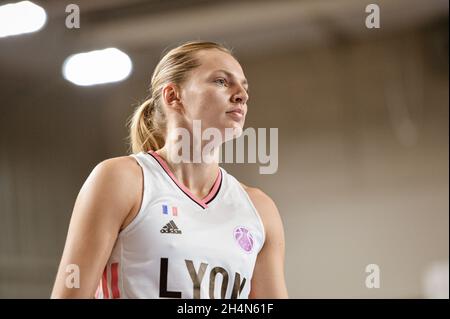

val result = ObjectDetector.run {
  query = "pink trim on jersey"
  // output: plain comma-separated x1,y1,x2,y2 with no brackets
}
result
149,150,222,209
202,170,222,204
111,263,120,299
102,266,109,299
94,284,100,299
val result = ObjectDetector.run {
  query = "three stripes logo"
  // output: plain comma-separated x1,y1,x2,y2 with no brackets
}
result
160,220,182,234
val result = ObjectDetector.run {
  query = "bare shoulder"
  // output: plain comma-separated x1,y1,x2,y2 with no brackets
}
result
87,155,143,228
92,155,143,189
96,155,142,176
240,182,277,211
239,183,283,237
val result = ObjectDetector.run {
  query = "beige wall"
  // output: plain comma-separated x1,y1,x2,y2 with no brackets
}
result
0,25,448,298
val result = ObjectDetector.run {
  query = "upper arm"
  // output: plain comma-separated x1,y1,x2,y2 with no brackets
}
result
243,185,289,299
51,156,142,298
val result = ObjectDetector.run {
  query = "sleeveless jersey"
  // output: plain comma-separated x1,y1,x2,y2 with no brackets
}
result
95,150,265,299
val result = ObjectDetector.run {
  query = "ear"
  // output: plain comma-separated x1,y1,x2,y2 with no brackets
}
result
162,83,184,113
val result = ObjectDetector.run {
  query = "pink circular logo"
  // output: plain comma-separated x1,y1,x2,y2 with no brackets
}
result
233,227,254,253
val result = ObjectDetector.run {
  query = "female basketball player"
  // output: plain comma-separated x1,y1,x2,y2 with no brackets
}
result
51,41,288,299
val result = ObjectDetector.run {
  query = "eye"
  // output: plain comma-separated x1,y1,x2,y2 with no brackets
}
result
214,78,227,86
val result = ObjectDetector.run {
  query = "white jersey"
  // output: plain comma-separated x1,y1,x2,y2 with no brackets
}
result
95,150,265,299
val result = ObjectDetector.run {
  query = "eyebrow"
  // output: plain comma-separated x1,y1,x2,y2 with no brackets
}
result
213,69,249,90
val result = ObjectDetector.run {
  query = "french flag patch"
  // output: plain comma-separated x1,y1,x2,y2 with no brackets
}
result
162,204,178,216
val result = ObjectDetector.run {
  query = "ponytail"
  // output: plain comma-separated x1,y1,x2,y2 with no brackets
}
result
127,97,164,153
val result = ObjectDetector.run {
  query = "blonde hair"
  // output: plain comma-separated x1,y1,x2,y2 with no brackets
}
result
127,40,234,154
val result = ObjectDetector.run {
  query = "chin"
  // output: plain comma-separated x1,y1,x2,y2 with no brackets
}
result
223,124,243,141
214,118,245,141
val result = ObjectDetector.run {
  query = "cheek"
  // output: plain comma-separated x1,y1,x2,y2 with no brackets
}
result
182,87,227,121
198,90,225,111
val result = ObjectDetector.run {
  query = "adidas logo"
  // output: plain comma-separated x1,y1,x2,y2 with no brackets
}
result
160,220,182,234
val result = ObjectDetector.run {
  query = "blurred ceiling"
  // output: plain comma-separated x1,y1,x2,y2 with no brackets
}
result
0,0,448,78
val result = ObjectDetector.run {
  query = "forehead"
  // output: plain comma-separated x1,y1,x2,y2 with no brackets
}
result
191,49,246,82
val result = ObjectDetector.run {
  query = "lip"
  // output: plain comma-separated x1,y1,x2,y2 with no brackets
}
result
226,107,244,115
226,108,244,121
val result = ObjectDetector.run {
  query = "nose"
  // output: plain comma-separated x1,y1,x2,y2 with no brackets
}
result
231,86,249,105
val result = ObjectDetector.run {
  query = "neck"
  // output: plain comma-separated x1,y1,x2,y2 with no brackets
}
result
155,142,220,200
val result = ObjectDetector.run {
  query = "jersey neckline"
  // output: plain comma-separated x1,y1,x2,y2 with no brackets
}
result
146,150,222,209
